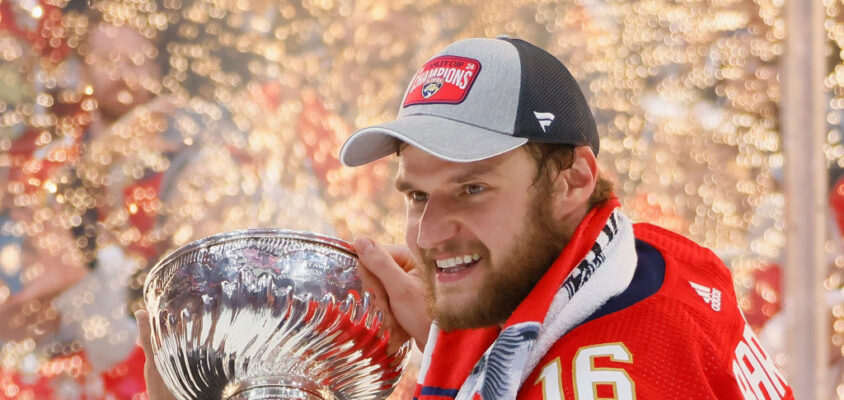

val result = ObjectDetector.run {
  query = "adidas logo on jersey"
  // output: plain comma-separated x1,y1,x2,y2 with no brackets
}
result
689,281,721,311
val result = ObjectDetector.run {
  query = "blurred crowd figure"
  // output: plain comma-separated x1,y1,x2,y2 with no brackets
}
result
0,6,161,397
0,1,363,398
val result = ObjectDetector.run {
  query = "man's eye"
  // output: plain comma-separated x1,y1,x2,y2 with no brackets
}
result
408,191,428,202
464,184,485,195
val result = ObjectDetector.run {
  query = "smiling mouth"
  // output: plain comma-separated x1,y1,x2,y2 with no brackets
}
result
435,253,480,274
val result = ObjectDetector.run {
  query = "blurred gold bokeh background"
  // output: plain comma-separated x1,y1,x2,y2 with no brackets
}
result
0,0,841,398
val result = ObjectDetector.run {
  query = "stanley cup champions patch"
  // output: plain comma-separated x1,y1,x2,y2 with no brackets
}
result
403,56,481,107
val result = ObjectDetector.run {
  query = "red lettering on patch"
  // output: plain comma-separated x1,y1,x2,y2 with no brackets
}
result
403,56,481,107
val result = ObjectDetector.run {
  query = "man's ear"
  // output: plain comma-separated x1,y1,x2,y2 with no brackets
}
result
550,146,598,219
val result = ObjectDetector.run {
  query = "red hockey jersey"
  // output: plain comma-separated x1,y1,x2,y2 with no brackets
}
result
517,223,793,399
415,222,794,400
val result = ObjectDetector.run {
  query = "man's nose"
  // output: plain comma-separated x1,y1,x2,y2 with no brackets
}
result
416,198,459,250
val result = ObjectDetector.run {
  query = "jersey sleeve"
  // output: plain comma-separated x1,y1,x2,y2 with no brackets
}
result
714,310,794,399
635,223,795,400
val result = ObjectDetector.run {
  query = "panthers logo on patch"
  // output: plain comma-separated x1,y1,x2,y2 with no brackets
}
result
403,56,481,106
422,78,444,98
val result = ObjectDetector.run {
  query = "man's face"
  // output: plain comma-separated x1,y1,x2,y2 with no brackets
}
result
81,23,161,122
396,146,569,330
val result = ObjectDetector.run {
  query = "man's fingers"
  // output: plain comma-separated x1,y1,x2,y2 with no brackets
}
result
383,244,417,272
353,239,414,354
135,309,153,355
354,237,415,283
356,260,388,306
135,309,178,400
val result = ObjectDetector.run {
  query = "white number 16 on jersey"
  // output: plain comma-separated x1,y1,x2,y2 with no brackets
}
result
535,343,636,400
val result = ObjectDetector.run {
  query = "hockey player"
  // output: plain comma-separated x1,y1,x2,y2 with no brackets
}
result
339,37,795,400
137,37,794,400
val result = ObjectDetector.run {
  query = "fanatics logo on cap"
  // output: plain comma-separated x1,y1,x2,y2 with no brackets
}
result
403,56,481,107
534,111,555,133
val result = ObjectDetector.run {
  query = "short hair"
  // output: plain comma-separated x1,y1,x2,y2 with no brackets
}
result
521,141,614,208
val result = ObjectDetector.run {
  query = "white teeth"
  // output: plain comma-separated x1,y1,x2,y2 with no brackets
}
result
436,254,479,269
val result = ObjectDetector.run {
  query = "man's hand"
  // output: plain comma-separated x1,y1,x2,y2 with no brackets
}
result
135,309,177,400
353,237,432,351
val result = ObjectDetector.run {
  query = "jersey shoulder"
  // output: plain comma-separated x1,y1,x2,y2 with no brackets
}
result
633,223,733,285
517,223,795,400
579,223,745,375
633,223,738,318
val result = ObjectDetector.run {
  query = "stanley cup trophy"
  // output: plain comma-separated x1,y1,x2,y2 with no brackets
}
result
143,229,411,400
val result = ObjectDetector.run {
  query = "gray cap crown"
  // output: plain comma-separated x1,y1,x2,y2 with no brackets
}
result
339,37,598,167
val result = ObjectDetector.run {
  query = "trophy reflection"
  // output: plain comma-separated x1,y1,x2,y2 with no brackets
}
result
143,229,410,400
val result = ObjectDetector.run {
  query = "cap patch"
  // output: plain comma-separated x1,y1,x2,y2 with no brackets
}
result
403,56,481,107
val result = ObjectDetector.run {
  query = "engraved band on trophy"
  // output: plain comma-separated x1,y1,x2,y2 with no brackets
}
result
143,229,411,400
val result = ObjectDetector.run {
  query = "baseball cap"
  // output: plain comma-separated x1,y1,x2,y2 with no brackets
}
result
339,36,598,167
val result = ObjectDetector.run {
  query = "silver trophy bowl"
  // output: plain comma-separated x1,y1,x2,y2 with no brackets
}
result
143,229,410,400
